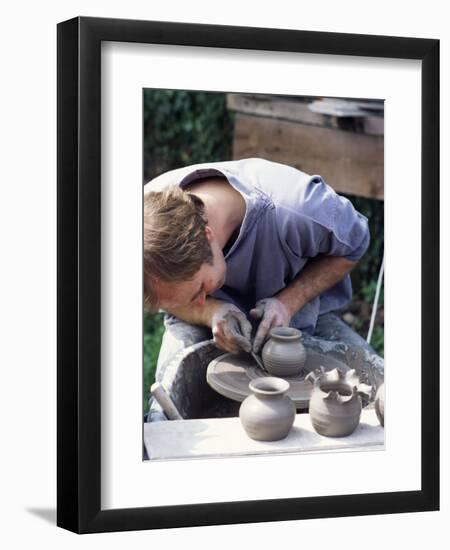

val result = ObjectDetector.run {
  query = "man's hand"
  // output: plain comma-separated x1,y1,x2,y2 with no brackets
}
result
250,298,291,353
249,256,356,353
211,303,253,354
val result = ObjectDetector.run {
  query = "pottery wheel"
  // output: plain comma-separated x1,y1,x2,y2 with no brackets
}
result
206,351,350,408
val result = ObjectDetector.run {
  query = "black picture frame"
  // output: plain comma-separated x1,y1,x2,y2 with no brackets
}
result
57,16,439,533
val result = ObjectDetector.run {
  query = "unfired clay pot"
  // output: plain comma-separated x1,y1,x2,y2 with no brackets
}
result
375,383,385,427
305,367,372,437
239,377,296,441
262,327,307,377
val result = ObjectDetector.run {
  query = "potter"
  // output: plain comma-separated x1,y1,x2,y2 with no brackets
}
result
143,158,381,423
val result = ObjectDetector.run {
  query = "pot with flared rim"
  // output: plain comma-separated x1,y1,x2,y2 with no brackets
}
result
306,367,372,437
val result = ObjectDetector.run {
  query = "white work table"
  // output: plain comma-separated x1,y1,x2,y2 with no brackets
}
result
144,409,384,461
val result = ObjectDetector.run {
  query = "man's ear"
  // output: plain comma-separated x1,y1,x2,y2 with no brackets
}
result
204,225,214,243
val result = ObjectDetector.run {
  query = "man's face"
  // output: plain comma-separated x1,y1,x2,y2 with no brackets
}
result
154,232,227,310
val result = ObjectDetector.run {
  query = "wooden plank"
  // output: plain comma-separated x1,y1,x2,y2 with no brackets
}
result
227,94,384,136
144,409,384,460
232,114,384,200
227,93,327,127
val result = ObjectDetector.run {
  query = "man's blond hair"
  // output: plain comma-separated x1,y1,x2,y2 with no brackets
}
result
144,186,213,312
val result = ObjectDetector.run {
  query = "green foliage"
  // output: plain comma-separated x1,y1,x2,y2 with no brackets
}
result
348,197,384,357
370,326,384,357
143,312,165,414
143,90,234,181
351,303,384,358
361,279,384,306
347,195,384,299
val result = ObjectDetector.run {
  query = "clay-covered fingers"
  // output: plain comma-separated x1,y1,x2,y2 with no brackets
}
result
212,327,241,353
252,317,275,354
211,305,252,353
249,301,266,321
212,318,250,353
224,311,252,352
250,298,291,353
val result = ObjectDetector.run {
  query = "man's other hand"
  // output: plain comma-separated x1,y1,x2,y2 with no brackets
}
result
250,298,291,353
210,303,253,354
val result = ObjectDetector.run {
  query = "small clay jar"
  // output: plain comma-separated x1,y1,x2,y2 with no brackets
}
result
239,377,296,441
306,367,372,437
375,383,385,427
262,327,307,377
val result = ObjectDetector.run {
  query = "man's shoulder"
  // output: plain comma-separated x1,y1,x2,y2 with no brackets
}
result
143,161,232,194
143,158,300,194
143,165,192,194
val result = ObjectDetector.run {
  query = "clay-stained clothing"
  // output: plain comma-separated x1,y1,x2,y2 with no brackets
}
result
144,158,370,333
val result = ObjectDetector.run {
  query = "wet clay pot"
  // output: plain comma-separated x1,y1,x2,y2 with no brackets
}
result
239,377,296,441
262,327,307,377
305,367,372,437
375,383,385,427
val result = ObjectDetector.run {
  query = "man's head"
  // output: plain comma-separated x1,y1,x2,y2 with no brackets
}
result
144,186,226,312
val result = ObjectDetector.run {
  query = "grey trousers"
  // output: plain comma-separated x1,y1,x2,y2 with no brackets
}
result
146,312,378,422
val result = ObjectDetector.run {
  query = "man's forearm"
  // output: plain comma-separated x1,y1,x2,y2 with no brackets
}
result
163,297,224,327
275,255,356,317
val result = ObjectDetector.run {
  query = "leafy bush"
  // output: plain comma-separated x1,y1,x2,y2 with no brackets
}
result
347,195,384,299
370,326,384,357
143,89,234,181
361,279,384,306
